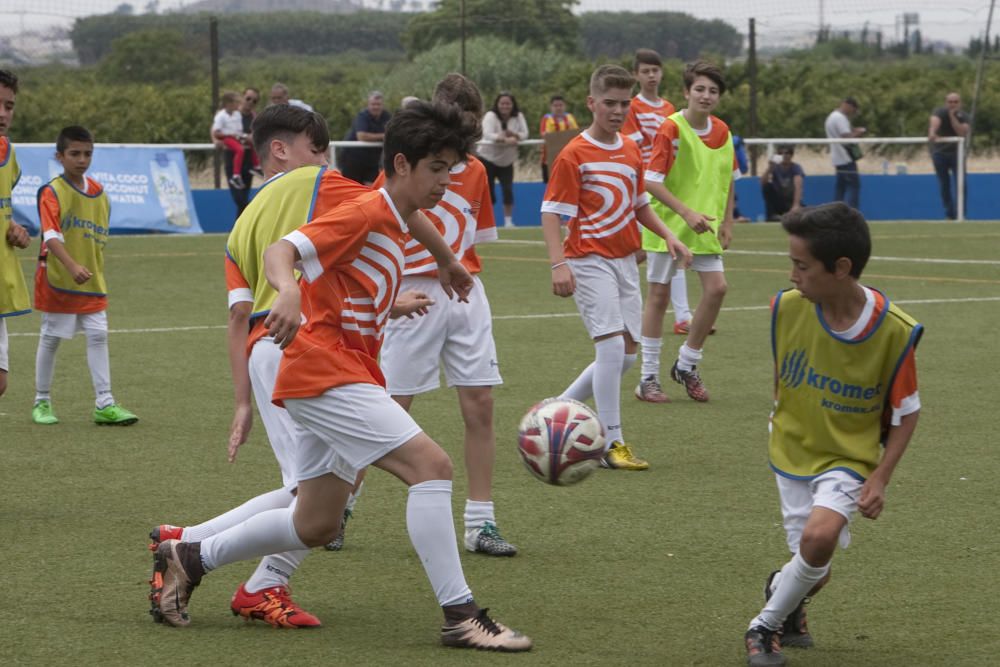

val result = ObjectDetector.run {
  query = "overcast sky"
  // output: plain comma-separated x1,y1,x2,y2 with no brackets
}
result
2,0,995,46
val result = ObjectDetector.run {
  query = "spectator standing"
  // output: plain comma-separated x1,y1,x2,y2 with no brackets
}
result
268,83,313,112
761,145,805,220
928,92,970,219
479,92,529,228
340,91,391,186
538,95,578,183
824,97,865,209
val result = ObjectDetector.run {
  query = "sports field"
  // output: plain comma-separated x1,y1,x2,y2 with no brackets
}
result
2,221,998,666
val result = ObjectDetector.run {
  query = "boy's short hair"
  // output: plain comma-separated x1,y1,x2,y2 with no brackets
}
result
589,65,635,96
221,91,240,105
549,94,566,104
843,96,859,109
251,104,330,162
683,60,726,95
56,126,94,153
433,73,483,118
778,144,795,155
781,203,871,279
382,101,479,176
633,48,663,71
0,69,18,94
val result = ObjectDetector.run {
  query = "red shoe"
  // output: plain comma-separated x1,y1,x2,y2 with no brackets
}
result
673,320,717,335
670,361,710,402
230,583,322,628
148,524,184,551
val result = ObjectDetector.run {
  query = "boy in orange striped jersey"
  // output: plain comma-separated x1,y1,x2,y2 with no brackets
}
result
150,102,533,652
379,74,518,556
541,65,691,471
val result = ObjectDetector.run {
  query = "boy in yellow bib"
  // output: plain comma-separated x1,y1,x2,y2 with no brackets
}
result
32,126,137,425
0,69,32,398
744,203,922,667
643,61,739,402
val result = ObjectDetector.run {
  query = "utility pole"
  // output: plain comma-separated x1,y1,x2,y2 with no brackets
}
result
969,0,997,152
460,0,466,76
210,16,221,189
748,18,759,176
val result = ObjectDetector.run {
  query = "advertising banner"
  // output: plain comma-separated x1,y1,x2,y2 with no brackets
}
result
11,146,202,234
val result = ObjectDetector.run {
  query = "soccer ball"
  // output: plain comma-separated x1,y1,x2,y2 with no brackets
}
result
517,398,605,486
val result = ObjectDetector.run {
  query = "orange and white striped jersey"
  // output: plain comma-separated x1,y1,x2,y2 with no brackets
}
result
622,94,675,166
646,114,740,183
541,131,649,260
272,188,408,403
372,157,496,277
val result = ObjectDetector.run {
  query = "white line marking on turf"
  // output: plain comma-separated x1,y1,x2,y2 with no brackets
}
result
7,297,999,337
491,240,1000,265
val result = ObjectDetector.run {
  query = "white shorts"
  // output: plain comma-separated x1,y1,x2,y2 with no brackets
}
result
645,252,724,285
249,337,328,490
40,311,108,340
284,383,422,484
776,470,861,554
568,255,642,341
381,275,502,395
0,319,8,372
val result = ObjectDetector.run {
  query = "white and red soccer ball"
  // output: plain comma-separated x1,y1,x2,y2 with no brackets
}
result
517,398,605,486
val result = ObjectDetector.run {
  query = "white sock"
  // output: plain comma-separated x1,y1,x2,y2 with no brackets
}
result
593,336,625,445
504,216,514,227
407,480,473,607
182,487,295,542
85,329,114,408
200,507,306,572
671,270,691,323
346,480,364,512
245,549,310,592
463,499,495,534
640,336,662,380
676,342,703,372
34,334,61,402
749,552,829,631
561,352,635,403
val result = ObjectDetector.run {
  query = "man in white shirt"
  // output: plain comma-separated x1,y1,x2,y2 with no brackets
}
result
824,97,865,209
269,82,313,112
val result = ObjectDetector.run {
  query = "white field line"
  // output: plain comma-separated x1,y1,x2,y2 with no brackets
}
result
491,239,1000,266
8,296,1000,337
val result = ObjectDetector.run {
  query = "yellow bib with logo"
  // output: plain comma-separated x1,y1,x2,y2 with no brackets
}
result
769,288,922,480
645,112,733,255
42,177,110,296
226,166,324,318
1,140,31,316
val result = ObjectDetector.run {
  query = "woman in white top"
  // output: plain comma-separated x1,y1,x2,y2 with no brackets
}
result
479,92,529,227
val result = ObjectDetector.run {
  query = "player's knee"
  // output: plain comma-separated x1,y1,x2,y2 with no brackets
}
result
799,526,838,563
298,516,340,547
461,389,493,427
707,279,728,300
0,371,7,397
86,329,108,346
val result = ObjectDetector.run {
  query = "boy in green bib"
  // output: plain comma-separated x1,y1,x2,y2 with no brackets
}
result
31,126,137,426
744,204,922,667
643,61,738,403
0,69,32,398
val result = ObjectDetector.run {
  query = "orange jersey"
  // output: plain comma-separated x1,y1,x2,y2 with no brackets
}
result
622,95,675,166
34,178,107,314
541,131,649,259
272,189,409,403
646,113,740,183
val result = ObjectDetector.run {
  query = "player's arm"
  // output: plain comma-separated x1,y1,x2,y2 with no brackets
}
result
792,173,804,210
43,238,91,284
858,410,919,520
390,290,434,319
645,179,714,235
262,240,302,349
406,211,472,302
635,203,692,267
226,300,253,461
541,211,574,297
5,221,29,248
950,110,970,136
718,176,736,250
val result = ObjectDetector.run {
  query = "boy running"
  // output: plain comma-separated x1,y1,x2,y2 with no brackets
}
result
149,101,532,652
541,64,691,471
31,126,137,425
0,68,31,398
644,60,738,403
744,203,922,667
379,74,518,557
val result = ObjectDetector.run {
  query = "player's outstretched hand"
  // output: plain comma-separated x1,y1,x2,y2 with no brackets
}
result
551,263,575,297
71,263,93,284
264,290,302,349
6,221,30,249
858,476,886,519
391,290,435,319
683,210,715,234
438,261,473,303
228,403,253,463
667,237,693,269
